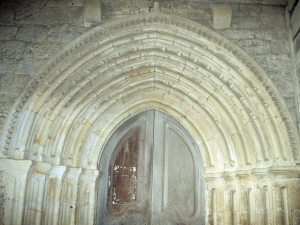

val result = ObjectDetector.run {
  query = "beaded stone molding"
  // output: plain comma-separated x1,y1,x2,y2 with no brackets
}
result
1,13,299,171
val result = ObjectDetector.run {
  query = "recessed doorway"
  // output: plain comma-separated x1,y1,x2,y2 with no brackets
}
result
97,110,205,225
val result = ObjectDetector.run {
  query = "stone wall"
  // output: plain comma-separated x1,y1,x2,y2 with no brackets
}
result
0,0,298,138
217,4,296,123
0,0,90,137
1,1,300,224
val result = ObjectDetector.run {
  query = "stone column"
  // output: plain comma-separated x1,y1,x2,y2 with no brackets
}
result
59,167,82,225
43,165,67,225
203,170,300,225
204,176,224,225
23,162,52,225
76,169,100,225
0,159,32,225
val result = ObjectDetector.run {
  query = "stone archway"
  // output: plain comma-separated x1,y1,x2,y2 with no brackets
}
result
0,12,299,225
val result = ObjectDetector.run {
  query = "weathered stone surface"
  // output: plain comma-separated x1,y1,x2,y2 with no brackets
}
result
0,41,26,60
0,159,32,225
67,6,85,25
0,27,18,41
212,3,232,29
76,169,100,225
0,0,299,224
292,209,300,225
83,0,102,26
16,26,49,42
0,1,294,129
261,12,286,27
23,162,52,225
0,74,30,94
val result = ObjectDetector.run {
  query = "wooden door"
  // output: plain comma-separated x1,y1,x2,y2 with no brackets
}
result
97,110,205,225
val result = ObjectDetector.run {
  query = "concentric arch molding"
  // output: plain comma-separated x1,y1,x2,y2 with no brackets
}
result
1,12,299,172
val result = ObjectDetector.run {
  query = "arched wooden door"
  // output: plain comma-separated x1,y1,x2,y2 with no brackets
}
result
97,110,205,225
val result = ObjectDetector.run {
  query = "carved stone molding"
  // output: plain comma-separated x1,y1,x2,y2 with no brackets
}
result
0,13,299,173
0,159,299,224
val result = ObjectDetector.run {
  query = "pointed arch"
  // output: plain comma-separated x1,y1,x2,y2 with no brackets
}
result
1,13,299,174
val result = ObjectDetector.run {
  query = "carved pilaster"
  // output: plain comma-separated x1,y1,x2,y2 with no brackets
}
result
76,169,100,225
24,162,51,225
43,166,67,225
59,167,82,225
203,176,224,225
202,171,300,225
0,159,32,225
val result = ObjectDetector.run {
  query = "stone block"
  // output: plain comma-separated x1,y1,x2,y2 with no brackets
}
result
16,8,66,25
28,42,61,59
83,0,102,26
261,28,288,41
236,39,271,54
212,3,232,29
44,0,68,7
46,25,83,43
0,73,30,94
153,2,160,12
253,54,291,72
18,60,35,74
0,59,16,73
16,26,48,42
292,209,300,225
0,94,17,112
239,3,262,13
285,98,297,121
67,6,85,25
274,79,294,98
260,0,287,4
261,12,286,27
262,5,285,14
175,8,211,27
67,0,84,7
0,7,14,25
0,41,26,60
216,28,263,40
0,26,18,41
271,39,290,55
232,16,262,29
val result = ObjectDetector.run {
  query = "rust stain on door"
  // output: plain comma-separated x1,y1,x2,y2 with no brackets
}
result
107,126,140,216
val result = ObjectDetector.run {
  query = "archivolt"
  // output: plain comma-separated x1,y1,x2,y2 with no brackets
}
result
1,13,299,172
